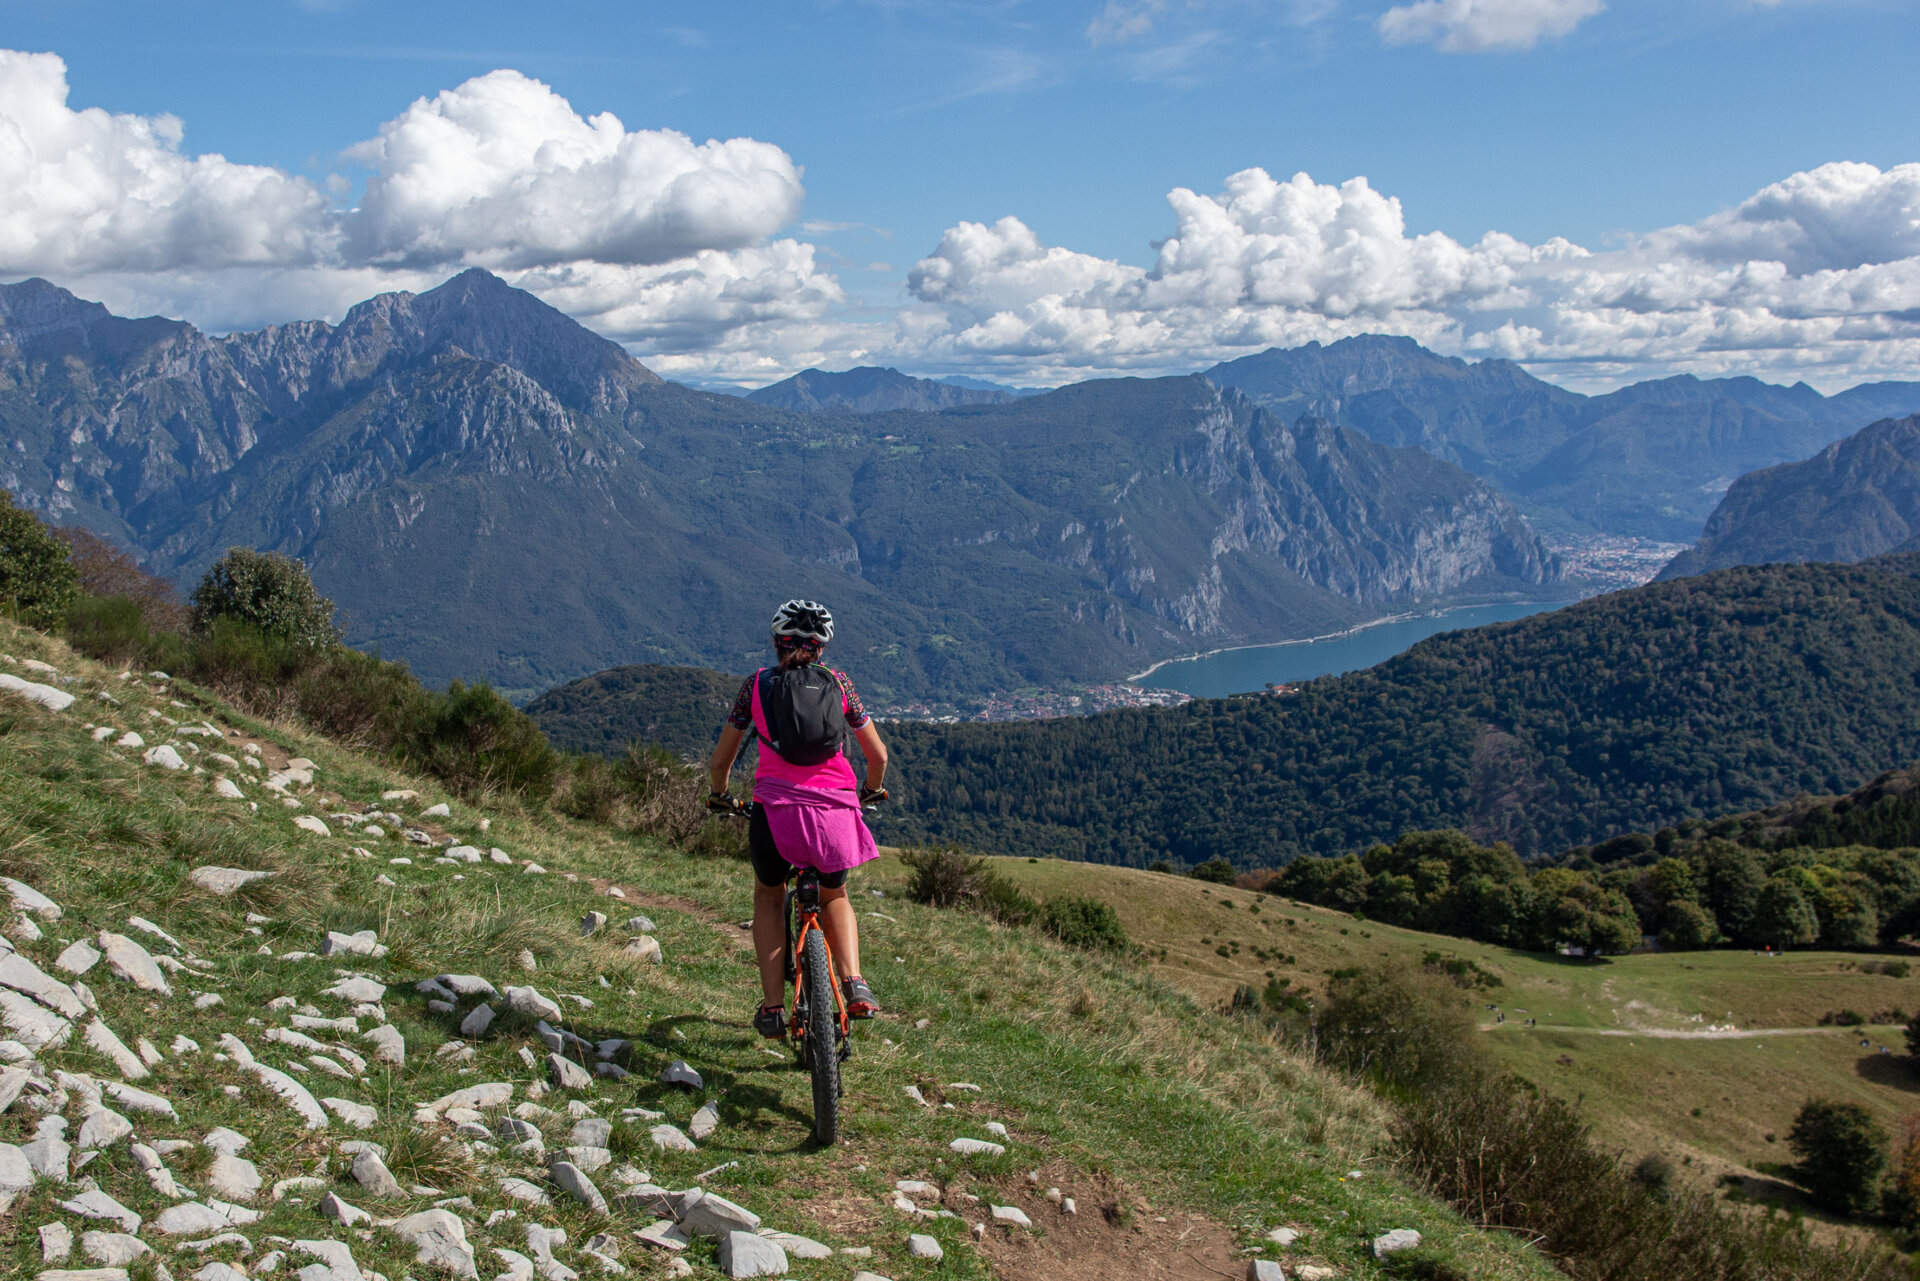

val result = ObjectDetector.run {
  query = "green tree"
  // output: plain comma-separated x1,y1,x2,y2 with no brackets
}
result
1658,899,1719,951
1188,858,1238,885
191,547,343,649
1525,868,1641,955
0,491,78,630
1787,1098,1889,1216
1751,876,1819,949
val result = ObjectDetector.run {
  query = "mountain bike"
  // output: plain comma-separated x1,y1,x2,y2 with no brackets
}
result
711,799,850,1145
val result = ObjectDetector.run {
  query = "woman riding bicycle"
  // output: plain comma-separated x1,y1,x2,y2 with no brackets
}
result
707,599,888,1037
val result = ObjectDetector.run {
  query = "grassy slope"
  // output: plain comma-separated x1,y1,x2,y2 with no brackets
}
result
991,858,1920,1200
0,618,1555,1281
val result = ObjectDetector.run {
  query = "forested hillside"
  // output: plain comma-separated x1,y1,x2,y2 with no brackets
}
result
872,554,1920,866
527,663,741,758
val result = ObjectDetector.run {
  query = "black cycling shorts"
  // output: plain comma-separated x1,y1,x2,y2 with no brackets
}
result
749,804,849,890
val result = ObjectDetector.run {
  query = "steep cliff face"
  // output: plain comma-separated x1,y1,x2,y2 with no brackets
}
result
1660,414,1920,580
0,273,1559,699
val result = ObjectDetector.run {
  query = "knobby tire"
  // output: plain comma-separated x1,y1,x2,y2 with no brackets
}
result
801,927,841,1145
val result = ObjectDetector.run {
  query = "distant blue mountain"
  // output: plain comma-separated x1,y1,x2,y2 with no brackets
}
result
747,366,1016,413
1205,336,1920,540
937,374,1048,397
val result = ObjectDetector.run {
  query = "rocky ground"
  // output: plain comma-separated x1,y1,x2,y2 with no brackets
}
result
0,630,1549,1281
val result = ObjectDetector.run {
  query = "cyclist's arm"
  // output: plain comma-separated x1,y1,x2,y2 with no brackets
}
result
709,724,745,795
853,720,887,793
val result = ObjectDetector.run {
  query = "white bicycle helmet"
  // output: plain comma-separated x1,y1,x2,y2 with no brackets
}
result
771,599,834,644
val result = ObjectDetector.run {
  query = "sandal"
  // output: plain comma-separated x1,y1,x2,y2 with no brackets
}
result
752,1002,788,1039
842,976,879,1019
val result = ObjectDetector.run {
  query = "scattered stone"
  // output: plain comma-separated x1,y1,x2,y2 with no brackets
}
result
991,1205,1033,1228
41,1222,74,1261
0,673,76,711
382,789,419,801
213,778,246,800
320,976,385,1003
649,1125,696,1153
658,1060,701,1090
689,1103,720,1142
717,1231,786,1279
680,1190,760,1239
548,1054,592,1091
363,1024,405,1065
506,986,562,1021
0,987,71,1049
1063,1197,1077,1215
345,1147,401,1198
460,1004,495,1038
3,878,60,922
75,1106,133,1148
293,816,331,837
318,1191,371,1228
907,1232,945,1260
949,1138,1005,1157
389,1208,479,1279
1246,1263,1286,1281
54,940,100,976
1374,1229,1422,1260
96,932,170,995
115,731,144,748
428,1081,513,1113
82,1020,147,1080
26,1116,72,1178
192,1264,248,1281
984,1121,1009,1138
550,1159,608,1213
623,935,662,964
446,845,482,863
323,1098,378,1129
151,1201,259,1235
579,912,607,937
319,930,385,958
189,866,275,896
143,745,187,770
499,1176,552,1207
1266,1227,1300,1246
79,1232,151,1268
59,1188,142,1233
422,802,451,817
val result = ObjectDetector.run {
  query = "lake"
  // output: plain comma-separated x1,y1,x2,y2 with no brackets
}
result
1136,600,1574,698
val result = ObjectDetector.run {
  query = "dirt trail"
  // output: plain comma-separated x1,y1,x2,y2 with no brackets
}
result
1487,1023,1841,1040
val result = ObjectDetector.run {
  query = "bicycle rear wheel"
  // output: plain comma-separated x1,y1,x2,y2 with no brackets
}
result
801,927,841,1145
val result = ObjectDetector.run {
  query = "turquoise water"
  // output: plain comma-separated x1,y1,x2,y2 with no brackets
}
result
1138,600,1574,698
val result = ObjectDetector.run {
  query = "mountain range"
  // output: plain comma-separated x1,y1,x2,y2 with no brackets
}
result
0,271,1555,700
1205,337,1920,541
745,366,1018,413
1659,413,1920,580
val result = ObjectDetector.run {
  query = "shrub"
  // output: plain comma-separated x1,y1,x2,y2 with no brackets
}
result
292,647,432,750
1189,857,1238,884
186,617,312,714
191,547,342,648
0,491,78,630
54,527,187,630
402,680,559,800
1147,859,1179,875
1315,964,1478,1093
1788,1098,1890,1216
1630,1152,1676,1200
898,846,1036,926
64,595,153,665
1040,895,1128,952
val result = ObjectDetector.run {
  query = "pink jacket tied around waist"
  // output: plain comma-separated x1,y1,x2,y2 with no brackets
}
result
750,671,878,875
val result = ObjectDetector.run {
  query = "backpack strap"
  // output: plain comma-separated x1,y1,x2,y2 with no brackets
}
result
748,668,771,743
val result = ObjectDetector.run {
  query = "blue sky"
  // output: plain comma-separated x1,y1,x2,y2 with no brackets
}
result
1,0,1916,390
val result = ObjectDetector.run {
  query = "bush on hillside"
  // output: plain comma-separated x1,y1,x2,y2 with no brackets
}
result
898,846,1037,926
63,594,154,666
1039,895,1128,952
0,491,78,631
1658,899,1720,950
404,680,559,801
1885,1116,1920,1229
191,547,342,648
1789,1099,1890,1217
1314,964,1479,1093
1188,857,1237,884
55,527,187,630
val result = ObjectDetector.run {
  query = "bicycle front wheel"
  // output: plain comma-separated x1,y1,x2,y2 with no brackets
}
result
801,927,841,1145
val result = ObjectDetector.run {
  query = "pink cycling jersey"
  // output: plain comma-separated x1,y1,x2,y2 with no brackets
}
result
744,666,878,875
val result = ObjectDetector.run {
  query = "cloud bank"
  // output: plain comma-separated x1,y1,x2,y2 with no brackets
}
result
1378,0,1606,52
0,50,834,345
2,47,1916,392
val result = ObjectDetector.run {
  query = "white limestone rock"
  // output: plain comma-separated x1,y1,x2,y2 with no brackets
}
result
322,1097,377,1129
362,1024,405,1065
143,745,187,770
188,867,273,895
389,1208,479,1279
717,1231,786,1279
0,952,88,1017
293,816,331,837
96,932,170,995
320,976,385,1003
550,1159,608,1213
59,1188,142,1233
82,1020,147,1081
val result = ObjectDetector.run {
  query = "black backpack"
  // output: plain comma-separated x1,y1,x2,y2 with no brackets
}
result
756,666,848,766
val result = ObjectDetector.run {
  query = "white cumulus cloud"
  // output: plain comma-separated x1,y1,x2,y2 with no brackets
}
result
0,50,828,352
1378,0,1606,51
890,161,1920,391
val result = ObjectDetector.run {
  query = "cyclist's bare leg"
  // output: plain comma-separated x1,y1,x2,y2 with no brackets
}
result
752,880,787,1009
817,885,862,982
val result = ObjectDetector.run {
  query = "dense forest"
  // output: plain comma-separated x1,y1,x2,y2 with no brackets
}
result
872,554,1920,866
528,663,742,760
